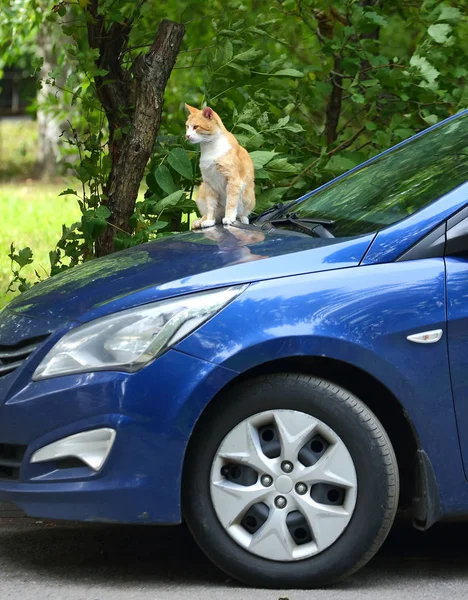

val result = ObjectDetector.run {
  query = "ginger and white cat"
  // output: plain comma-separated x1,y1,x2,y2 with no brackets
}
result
185,104,255,229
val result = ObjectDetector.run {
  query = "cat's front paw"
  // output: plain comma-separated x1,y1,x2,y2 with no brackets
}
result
222,216,236,226
201,219,216,228
192,218,203,230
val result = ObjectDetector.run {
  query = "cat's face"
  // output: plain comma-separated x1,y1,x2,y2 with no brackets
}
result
185,105,221,144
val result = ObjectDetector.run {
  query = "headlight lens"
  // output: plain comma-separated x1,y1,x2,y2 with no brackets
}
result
33,285,246,380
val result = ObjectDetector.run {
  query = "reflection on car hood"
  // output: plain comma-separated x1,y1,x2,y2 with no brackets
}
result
5,226,373,324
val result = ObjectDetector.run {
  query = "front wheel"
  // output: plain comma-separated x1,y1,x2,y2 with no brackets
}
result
183,374,399,588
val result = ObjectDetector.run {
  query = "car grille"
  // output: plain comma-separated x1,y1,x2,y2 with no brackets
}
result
0,336,49,378
0,444,26,480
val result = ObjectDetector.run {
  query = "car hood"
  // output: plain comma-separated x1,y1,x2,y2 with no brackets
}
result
5,226,373,329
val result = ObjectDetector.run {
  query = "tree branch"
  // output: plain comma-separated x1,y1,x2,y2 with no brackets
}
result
332,125,365,154
289,125,366,187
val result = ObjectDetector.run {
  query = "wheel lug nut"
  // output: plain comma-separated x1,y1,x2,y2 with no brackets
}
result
275,496,287,509
295,482,307,495
221,466,229,477
261,474,273,487
281,461,294,473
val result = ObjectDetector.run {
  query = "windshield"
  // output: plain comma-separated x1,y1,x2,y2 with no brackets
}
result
275,112,468,238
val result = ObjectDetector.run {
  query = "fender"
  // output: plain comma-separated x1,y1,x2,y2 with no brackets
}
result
177,260,468,515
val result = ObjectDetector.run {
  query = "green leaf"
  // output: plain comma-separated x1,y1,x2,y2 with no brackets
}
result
361,79,379,87
228,62,251,75
276,115,290,127
271,68,304,78
238,103,261,123
351,93,366,104
237,134,264,149
365,121,377,131
154,165,177,194
95,206,111,219
254,168,271,180
369,55,388,68
324,156,356,173
247,26,268,35
148,221,169,231
454,67,468,78
393,128,415,139
236,123,264,148
81,206,111,239
409,55,440,84
215,42,225,65
428,23,452,44
16,247,34,268
423,114,438,126
49,250,59,268
154,190,186,213
365,11,388,27
237,123,259,135
167,148,193,181
265,158,297,173
284,123,304,133
234,48,262,62
224,39,233,62
249,150,278,169
59,188,78,196
437,6,462,22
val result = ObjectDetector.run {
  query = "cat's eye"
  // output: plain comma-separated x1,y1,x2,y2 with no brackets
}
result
193,125,199,130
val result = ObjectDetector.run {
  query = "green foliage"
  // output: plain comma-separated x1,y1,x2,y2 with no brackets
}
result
7,244,35,293
0,183,81,307
2,0,468,294
0,120,39,181
128,147,199,249
152,0,468,228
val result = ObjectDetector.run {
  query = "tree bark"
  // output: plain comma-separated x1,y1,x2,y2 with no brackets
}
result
36,21,70,178
324,0,379,146
324,55,343,146
86,11,185,257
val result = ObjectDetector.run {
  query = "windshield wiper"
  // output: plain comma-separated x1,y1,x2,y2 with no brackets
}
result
263,213,335,239
254,200,298,223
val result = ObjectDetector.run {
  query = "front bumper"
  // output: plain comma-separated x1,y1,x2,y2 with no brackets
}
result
0,349,235,524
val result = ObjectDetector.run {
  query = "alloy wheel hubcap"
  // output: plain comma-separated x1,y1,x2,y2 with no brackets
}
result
210,409,358,561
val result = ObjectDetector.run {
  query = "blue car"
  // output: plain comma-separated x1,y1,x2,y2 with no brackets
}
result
1,109,468,588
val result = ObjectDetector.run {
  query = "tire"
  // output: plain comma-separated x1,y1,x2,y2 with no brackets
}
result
183,373,399,589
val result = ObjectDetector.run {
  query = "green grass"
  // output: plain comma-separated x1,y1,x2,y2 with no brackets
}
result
0,118,39,181
0,183,80,308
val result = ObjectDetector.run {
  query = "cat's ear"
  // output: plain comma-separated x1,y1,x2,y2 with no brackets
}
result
202,107,214,119
185,104,198,115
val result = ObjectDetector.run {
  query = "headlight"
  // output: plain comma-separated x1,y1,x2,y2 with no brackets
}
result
33,285,246,380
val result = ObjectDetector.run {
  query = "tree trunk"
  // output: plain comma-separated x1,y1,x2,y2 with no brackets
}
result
324,55,343,146
324,0,379,147
36,21,69,178
86,12,185,257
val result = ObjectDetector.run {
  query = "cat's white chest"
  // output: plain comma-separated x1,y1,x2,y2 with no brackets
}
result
201,164,227,198
200,135,231,196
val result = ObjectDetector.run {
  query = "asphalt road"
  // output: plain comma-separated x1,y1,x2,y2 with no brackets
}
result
0,517,467,599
